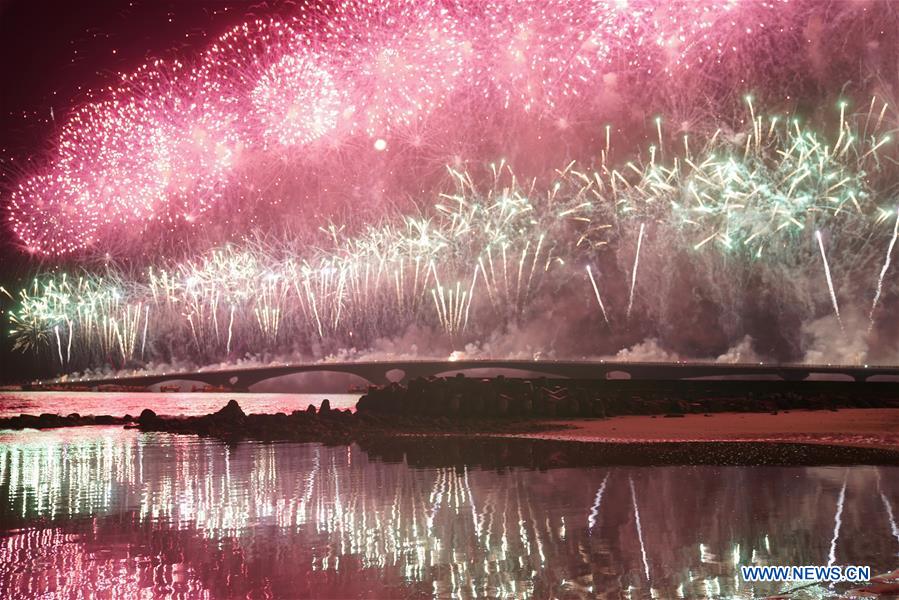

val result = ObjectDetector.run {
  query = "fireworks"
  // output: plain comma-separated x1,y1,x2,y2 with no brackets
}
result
7,1,899,369
3,0,833,255
251,52,347,148
307,0,470,137
9,101,899,371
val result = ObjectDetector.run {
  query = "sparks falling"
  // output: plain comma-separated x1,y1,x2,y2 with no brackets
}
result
869,209,899,333
815,230,844,334
626,223,644,322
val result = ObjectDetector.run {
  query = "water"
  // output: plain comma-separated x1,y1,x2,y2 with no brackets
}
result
0,427,897,599
0,391,360,418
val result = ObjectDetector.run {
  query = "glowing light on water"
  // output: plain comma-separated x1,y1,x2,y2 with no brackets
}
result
587,473,609,530
826,473,848,569
630,476,650,582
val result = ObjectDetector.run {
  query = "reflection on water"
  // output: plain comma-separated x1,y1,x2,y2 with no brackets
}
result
0,427,897,599
0,391,359,418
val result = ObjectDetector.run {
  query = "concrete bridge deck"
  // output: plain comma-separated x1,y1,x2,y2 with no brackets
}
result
35,359,899,390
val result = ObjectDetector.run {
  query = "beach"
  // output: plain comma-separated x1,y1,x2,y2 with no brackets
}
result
523,408,899,449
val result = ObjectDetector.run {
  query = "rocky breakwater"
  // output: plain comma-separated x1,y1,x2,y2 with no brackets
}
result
135,395,549,443
0,413,132,430
137,399,358,443
6,374,898,440
358,375,899,418
133,376,583,442
357,376,610,419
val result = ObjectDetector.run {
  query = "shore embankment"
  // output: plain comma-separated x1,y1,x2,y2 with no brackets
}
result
3,375,899,461
125,399,899,465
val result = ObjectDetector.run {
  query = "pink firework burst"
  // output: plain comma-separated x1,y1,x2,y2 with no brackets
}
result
122,61,245,221
56,96,170,224
460,0,609,114
8,172,100,256
305,0,471,138
251,50,348,149
0,0,830,257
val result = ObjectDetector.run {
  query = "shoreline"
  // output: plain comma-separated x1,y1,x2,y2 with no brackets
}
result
5,402,899,465
504,409,899,449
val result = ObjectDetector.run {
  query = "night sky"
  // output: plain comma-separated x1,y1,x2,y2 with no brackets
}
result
0,1,287,381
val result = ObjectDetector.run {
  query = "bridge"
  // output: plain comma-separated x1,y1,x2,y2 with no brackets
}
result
35,359,899,390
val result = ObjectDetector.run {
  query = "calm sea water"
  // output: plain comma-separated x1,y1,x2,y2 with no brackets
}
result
0,426,896,599
0,391,360,418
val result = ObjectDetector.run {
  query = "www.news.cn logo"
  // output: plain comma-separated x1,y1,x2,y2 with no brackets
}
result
741,565,870,582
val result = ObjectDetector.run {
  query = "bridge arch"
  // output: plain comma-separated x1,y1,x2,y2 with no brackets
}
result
606,370,631,380
206,366,393,388
41,359,899,391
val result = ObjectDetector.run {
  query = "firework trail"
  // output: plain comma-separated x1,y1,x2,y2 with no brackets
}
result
626,223,644,322
585,266,609,326
869,209,899,333
815,230,844,334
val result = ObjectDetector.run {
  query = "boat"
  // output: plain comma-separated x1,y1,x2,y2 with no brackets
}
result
192,384,231,393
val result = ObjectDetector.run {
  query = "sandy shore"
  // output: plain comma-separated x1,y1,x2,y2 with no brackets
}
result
517,408,899,448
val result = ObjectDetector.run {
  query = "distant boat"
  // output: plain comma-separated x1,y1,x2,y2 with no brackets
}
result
192,384,231,393
97,384,147,392
39,384,92,392
347,383,369,393
159,385,180,393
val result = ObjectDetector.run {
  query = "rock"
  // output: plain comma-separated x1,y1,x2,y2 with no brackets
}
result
214,400,246,420
138,409,158,426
